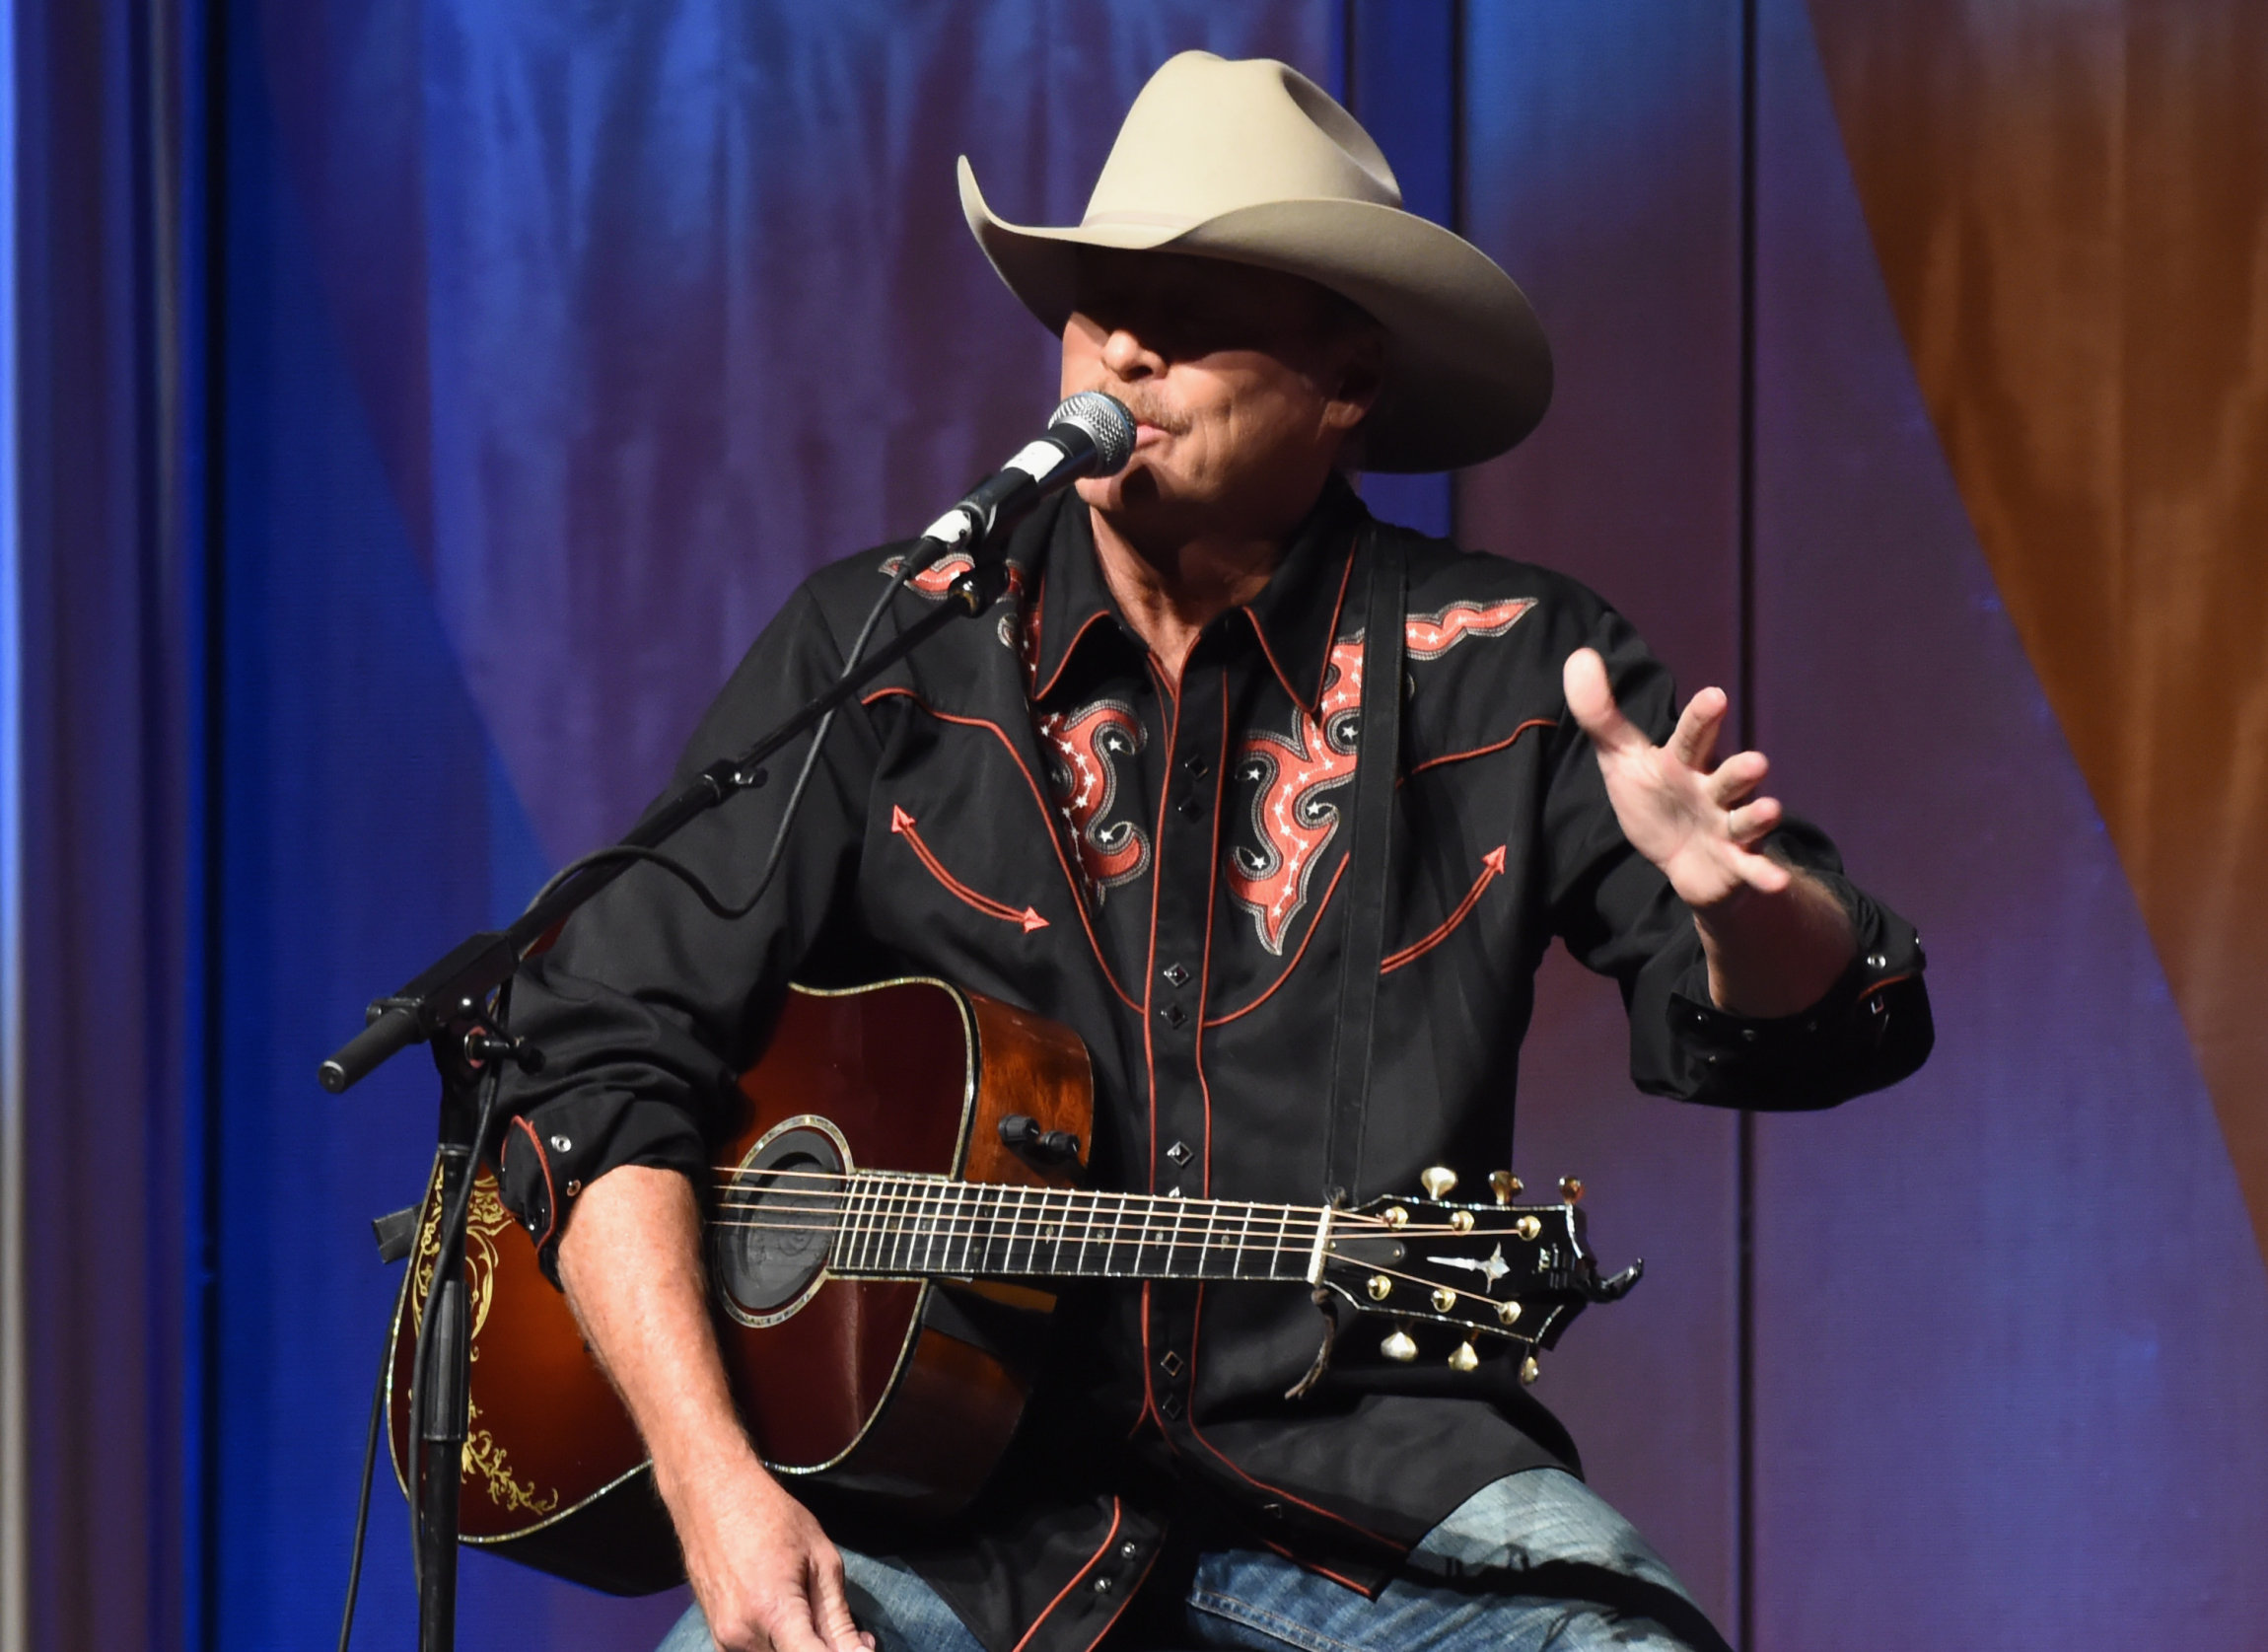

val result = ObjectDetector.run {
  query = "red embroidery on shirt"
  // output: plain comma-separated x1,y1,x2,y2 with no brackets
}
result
1228,634,1366,954
879,551,1026,602
1036,699,1151,901
889,806,1048,932
1382,845,1508,971
1403,597,1536,659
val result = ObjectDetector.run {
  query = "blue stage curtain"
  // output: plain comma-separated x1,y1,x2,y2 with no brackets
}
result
11,0,208,1646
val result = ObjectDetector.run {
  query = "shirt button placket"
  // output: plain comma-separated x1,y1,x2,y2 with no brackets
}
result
1146,667,1224,1434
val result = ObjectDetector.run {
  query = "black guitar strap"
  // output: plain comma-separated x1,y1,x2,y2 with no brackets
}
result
1321,525,1405,1207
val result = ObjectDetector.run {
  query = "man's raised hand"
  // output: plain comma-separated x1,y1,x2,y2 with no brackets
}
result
1562,646,1858,1018
1560,646,1789,912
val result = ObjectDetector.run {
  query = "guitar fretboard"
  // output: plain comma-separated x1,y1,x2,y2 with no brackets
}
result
811,1174,1330,1282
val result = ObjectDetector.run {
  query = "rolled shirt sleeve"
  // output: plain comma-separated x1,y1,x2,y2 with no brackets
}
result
491,581,884,1274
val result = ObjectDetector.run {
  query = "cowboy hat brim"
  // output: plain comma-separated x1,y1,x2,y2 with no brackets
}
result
958,157,1551,474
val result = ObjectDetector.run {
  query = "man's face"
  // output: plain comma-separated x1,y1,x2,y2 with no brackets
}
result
1059,249,1380,541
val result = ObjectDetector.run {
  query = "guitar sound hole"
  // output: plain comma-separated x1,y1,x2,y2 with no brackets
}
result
712,1123,847,1324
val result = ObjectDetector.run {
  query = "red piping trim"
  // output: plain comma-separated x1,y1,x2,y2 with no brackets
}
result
1183,1282,1401,1550
1201,857,1350,1028
888,807,1048,931
510,1115,560,1256
1079,1539,1163,1652
1008,1497,1124,1652
862,687,1140,1010
1858,970,1916,1004
1382,846,1507,973
1403,718,1557,780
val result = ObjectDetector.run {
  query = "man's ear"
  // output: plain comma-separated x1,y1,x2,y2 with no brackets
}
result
1323,325,1386,434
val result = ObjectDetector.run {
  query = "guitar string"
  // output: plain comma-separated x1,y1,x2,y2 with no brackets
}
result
700,1161,1543,1212
699,1165,1538,1235
699,1194,1525,1248
703,1195,1500,1243
704,1193,1508,1242
696,1217,1536,1307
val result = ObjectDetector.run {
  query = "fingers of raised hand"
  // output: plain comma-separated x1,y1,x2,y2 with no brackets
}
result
1562,648,1646,755
1706,749,1770,809
1666,686,1729,770
1725,795,1786,852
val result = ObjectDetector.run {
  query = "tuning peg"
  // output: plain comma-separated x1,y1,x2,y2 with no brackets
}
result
1382,1325,1418,1363
1366,1274,1392,1302
1559,1176,1585,1204
1420,1166,1458,1199
1450,1209,1475,1231
1520,1355,1541,1386
1514,1215,1541,1241
1382,1205,1410,1229
1431,1286,1456,1313
1489,1171,1522,1206
1496,1300,1522,1328
1449,1337,1480,1373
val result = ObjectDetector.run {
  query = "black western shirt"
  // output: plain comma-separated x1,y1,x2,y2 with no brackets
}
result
497,479,1931,1650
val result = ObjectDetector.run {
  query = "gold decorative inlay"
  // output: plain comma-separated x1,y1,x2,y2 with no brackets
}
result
462,1401,559,1518
407,1175,565,1518
410,1172,520,1350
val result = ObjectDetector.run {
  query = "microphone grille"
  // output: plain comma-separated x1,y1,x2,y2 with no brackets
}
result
1049,392,1137,476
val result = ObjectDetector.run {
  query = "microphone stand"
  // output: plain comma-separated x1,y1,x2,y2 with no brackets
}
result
323,557,1005,1652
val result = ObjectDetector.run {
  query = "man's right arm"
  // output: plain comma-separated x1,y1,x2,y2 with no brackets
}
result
557,1164,872,1652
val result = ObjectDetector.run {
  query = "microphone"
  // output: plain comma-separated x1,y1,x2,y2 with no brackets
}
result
909,391,1137,571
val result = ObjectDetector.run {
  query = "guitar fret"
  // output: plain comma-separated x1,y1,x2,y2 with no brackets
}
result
930,1181,955,1274
907,1180,934,1274
850,1177,877,1273
841,1176,868,1272
1050,1189,1068,1274
1271,1205,1293,1279
1232,1201,1254,1280
1161,1192,1181,1277
945,1182,968,1275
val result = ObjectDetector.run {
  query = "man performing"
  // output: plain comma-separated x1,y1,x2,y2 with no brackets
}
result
496,52,1930,1652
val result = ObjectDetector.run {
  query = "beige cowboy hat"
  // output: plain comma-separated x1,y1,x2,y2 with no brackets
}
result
958,50,1551,473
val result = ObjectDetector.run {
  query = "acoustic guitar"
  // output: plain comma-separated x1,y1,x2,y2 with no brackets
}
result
385,976,1638,1595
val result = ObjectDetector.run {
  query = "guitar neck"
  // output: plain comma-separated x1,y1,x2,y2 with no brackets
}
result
822,1174,1330,1284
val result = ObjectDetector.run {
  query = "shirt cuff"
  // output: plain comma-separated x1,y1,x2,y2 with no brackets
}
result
494,1091,708,1281
1665,879,1933,1111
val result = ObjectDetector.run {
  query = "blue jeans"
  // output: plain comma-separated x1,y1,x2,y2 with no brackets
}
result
659,1470,1726,1652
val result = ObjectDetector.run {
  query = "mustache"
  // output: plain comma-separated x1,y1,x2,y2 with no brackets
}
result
1084,386,1189,435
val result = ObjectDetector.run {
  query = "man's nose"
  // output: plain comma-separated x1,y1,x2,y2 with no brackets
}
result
1100,325,1163,380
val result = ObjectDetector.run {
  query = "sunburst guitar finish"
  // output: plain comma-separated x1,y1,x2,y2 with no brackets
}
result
385,978,1094,1595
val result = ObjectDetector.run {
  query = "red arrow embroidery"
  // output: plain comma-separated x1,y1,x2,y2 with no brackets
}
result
1382,845,1507,972
890,806,1048,933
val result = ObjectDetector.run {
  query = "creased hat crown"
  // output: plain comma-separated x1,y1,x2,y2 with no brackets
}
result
1082,53,1401,232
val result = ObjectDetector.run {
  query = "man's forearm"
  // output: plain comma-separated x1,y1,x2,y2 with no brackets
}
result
1693,868,1856,1019
557,1165,868,1652
556,1165,766,1508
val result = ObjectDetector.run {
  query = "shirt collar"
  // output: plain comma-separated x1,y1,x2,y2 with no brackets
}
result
1028,474,1371,717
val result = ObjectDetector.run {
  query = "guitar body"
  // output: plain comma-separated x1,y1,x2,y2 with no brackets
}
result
386,977,1095,1595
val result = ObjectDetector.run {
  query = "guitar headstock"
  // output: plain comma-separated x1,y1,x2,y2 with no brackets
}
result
1315,1170,1641,1379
